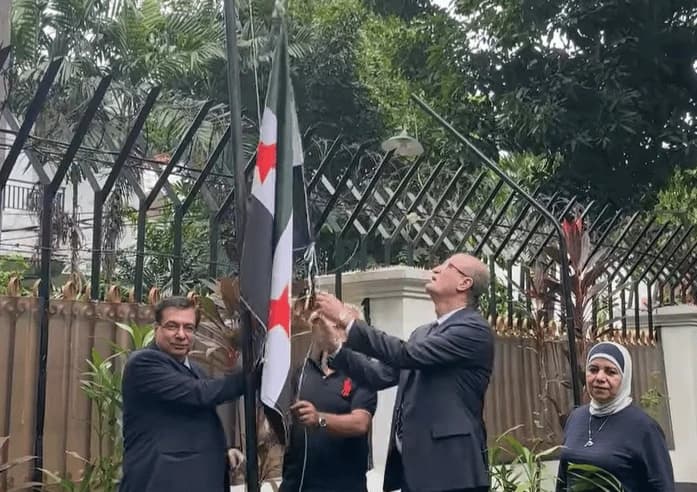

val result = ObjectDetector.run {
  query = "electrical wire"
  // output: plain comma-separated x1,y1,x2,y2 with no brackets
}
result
0,132,238,181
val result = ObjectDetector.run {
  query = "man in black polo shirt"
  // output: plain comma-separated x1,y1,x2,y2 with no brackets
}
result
280,314,377,492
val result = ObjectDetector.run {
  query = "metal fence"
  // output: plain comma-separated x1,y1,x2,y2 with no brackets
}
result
0,43,693,485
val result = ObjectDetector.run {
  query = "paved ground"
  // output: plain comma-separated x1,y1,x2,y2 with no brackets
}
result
230,468,385,491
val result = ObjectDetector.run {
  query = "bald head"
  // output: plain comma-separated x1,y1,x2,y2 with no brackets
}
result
450,253,489,304
426,253,490,312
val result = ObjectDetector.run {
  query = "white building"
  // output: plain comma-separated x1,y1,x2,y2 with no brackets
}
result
0,109,174,274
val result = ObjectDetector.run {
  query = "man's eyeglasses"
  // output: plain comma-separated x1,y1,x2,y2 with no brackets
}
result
446,262,469,278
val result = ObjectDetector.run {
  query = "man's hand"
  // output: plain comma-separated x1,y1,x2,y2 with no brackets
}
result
315,292,358,328
309,311,344,353
227,448,245,471
291,400,320,427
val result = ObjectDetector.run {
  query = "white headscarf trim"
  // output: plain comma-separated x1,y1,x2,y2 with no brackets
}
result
587,341,633,417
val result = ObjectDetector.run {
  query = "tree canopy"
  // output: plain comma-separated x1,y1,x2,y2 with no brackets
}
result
453,0,697,209
5,0,697,286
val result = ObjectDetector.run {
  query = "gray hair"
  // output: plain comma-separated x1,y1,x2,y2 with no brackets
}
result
465,259,490,306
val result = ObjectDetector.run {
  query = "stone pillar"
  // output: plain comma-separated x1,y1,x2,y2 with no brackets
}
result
652,304,697,483
318,266,434,476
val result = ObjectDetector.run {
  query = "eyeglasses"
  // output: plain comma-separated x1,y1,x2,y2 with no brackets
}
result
446,261,469,278
160,321,196,334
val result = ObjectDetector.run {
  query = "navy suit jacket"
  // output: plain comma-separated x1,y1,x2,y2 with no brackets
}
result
330,307,494,492
119,344,244,492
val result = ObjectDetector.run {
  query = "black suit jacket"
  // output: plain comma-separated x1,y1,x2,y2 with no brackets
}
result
119,343,244,492
330,308,494,492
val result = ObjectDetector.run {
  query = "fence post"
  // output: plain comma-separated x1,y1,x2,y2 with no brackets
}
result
32,75,111,486
171,127,230,294
90,87,160,300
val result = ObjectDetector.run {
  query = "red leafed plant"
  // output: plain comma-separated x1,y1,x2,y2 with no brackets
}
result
194,277,316,487
528,210,615,415
546,213,612,345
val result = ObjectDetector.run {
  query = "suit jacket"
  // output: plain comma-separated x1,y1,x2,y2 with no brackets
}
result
119,343,245,492
330,307,494,492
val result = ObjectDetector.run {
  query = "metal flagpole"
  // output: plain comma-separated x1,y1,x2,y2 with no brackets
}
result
223,0,260,490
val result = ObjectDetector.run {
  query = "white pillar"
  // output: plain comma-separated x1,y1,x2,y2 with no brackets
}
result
318,266,434,480
653,304,697,483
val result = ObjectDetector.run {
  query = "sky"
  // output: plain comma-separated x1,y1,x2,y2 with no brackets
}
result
433,0,453,10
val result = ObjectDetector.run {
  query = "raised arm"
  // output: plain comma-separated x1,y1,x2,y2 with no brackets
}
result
124,349,244,407
329,346,400,391
345,317,492,370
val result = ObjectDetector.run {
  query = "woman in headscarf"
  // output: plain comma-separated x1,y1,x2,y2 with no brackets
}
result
556,341,674,491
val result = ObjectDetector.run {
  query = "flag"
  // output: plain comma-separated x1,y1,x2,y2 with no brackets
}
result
239,25,311,445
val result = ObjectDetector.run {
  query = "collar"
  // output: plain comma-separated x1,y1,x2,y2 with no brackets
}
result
183,356,191,369
436,306,466,325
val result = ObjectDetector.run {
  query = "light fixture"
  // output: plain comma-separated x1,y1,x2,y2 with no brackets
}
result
380,129,424,158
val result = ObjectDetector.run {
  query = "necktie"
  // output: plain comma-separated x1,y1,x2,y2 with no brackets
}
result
394,321,438,448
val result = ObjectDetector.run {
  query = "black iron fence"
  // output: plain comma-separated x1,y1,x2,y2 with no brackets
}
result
2,43,697,485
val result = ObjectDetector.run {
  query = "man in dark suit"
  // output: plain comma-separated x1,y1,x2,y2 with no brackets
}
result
119,296,245,492
315,253,494,492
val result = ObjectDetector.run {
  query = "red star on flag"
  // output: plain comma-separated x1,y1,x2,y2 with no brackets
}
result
257,142,277,183
267,284,291,336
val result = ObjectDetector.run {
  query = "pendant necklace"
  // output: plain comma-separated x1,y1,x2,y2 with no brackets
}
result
585,415,610,447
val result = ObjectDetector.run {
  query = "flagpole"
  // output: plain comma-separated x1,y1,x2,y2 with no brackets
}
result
223,0,260,491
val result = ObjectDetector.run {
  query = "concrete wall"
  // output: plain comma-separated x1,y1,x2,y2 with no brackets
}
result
653,304,697,484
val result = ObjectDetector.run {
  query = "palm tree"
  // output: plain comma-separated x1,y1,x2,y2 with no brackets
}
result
8,0,227,283
8,0,314,289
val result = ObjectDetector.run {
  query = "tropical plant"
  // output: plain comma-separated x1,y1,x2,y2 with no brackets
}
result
566,463,623,492
9,0,228,274
0,255,31,295
112,181,214,294
523,262,568,438
530,210,616,398
518,209,623,429
42,322,153,491
489,427,623,492
196,276,314,375
557,214,612,342
639,372,668,421
196,275,315,485
488,425,561,492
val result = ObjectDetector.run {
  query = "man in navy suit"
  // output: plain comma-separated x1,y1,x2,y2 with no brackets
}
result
119,296,245,492
315,253,494,492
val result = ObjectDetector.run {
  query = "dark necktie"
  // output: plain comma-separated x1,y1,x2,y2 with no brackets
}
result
394,321,438,444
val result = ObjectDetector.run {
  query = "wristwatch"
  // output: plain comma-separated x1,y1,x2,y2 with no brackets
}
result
318,415,327,428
